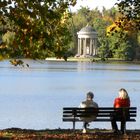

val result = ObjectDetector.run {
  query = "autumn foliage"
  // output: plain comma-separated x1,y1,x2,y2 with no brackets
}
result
0,0,77,59
0,128,140,140
108,0,140,35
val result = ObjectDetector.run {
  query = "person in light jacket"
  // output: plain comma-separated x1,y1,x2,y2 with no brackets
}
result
79,91,98,133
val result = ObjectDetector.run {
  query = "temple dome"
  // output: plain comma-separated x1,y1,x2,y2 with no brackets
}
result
77,25,97,37
79,25,96,33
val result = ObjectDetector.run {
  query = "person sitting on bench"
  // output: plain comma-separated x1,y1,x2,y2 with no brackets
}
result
111,88,130,134
79,91,98,133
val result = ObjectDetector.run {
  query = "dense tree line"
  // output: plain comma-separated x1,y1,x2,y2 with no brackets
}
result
69,6,140,60
0,0,140,61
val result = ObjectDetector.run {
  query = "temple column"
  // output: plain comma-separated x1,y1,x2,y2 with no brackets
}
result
94,39,97,55
79,38,82,55
92,39,94,55
83,38,87,56
90,38,92,56
93,39,96,55
77,38,80,55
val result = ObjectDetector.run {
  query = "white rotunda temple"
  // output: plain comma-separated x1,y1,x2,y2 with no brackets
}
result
77,25,98,57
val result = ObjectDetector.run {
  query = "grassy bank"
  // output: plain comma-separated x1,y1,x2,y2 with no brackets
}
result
0,128,140,140
45,57,140,64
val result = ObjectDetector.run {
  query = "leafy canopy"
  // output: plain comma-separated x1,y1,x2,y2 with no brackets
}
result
0,0,77,60
108,0,140,34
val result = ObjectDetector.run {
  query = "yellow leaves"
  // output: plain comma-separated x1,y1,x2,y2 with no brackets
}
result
60,10,69,24
2,31,15,46
1,1,73,59
106,23,121,36
46,29,51,35
26,22,30,25
60,18,66,24
0,55,4,61
104,16,114,23
10,59,29,67
56,42,59,46
30,36,33,41
0,44,6,49
106,16,138,36
10,59,23,66
23,29,28,34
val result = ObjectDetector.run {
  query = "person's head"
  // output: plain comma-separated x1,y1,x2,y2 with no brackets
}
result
86,91,94,100
118,88,129,99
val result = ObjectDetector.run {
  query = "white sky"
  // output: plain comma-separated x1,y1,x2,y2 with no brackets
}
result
70,0,118,12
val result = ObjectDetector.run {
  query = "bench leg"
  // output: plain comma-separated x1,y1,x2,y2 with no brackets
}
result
73,121,75,131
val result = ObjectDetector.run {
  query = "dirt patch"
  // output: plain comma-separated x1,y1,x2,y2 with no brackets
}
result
0,128,140,140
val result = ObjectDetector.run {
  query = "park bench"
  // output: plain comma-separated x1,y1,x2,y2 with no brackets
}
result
63,107,137,130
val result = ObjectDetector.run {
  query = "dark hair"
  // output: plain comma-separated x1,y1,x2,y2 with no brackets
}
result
87,91,94,99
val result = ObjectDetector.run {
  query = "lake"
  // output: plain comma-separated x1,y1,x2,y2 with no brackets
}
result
0,59,140,130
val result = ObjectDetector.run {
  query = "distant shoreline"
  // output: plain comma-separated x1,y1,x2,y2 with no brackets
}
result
1,58,140,65
45,57,140,64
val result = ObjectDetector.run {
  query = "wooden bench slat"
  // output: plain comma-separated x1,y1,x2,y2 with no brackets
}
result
63,114,136,117
63,118,136,122
63,112,136,117
62,107,137,130
63,110,136,113
63,107,137,110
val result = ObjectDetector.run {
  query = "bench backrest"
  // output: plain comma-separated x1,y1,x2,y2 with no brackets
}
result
63,107,137,120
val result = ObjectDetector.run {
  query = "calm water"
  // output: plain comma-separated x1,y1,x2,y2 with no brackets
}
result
0,59,140,130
